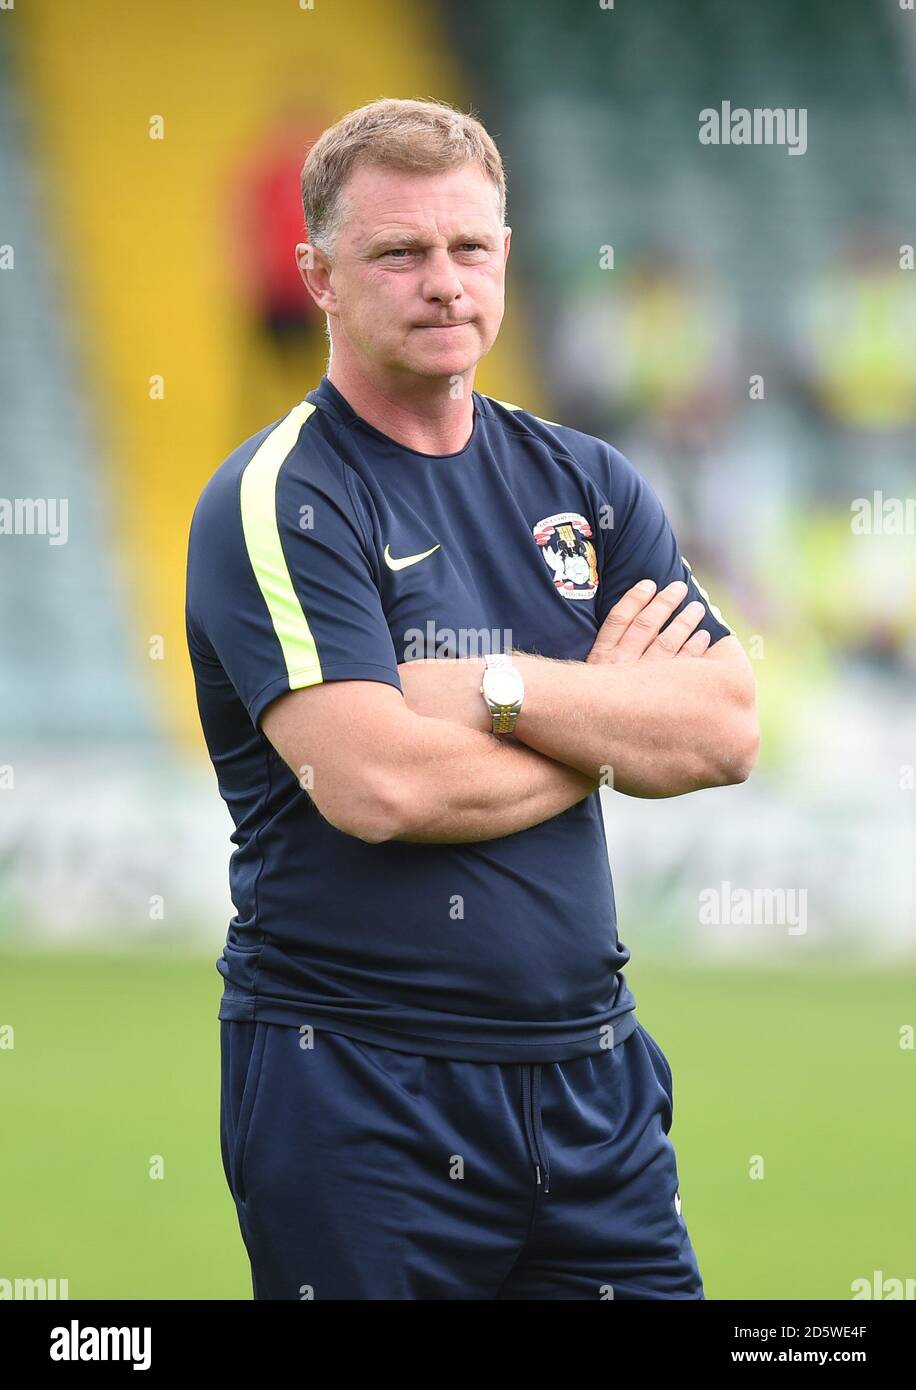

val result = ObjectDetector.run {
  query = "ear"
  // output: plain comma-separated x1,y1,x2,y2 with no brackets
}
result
296,241,336,313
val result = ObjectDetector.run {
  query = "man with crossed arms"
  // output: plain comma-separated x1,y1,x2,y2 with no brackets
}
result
185,97,759,1300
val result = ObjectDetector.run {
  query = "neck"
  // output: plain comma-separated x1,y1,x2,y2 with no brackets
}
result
326,359,477,456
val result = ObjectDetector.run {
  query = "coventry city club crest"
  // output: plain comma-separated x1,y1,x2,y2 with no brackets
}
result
532,511,599,600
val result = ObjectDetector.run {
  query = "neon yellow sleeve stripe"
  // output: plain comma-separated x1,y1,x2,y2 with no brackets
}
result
491,395,562,427
239,400,323,689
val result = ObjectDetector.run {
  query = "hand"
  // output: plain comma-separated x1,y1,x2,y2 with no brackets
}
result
586,579,711,665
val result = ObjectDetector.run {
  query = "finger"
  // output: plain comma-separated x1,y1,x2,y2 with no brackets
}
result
647,600,707,657
678,628,712,657
641,605,706,659
612,580,689,658
590,578,658,654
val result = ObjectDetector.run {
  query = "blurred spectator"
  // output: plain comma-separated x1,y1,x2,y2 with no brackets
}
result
794,228,916,434
790,227,916,506
551,250,745,600
552,249,739,461
227,100,328,354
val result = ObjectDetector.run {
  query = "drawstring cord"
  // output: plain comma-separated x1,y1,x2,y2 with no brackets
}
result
521,1065,551,1194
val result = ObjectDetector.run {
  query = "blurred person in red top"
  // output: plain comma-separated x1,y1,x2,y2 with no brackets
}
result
229,101,328,351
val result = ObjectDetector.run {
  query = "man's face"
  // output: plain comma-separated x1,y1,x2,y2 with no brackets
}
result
302,160,510,384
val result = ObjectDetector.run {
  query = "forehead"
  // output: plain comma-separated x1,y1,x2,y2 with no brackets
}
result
339,161,502,244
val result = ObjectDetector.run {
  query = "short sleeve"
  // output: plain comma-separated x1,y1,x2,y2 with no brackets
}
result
186,446,402,731
595,444,732,643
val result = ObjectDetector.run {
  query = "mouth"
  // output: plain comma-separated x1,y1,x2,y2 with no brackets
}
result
414,321,473,330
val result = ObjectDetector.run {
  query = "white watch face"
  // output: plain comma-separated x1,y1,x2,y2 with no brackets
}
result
486,669,522,706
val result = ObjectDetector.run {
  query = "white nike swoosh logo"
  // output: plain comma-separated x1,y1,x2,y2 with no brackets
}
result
383,542,441,571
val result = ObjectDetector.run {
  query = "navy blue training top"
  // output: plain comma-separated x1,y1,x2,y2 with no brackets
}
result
185,375,732,1061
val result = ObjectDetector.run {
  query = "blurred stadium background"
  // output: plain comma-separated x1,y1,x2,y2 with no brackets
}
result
1,0,914,1299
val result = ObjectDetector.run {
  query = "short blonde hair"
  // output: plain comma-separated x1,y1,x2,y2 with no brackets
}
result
300,97,507,255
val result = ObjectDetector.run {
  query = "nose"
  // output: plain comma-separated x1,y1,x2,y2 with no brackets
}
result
421,246,463,305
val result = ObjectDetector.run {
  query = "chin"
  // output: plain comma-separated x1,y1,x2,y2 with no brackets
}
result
406,351,477,379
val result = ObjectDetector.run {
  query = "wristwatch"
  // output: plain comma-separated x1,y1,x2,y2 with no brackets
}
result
480,653,525,734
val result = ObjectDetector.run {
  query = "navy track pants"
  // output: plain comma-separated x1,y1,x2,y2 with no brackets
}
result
219,1018,704,1300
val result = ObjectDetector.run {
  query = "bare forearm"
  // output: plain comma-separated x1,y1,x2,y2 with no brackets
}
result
397,650,757,798
390,714,597,843
508,650,755,794
264,679,596,847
